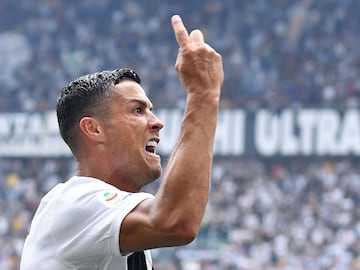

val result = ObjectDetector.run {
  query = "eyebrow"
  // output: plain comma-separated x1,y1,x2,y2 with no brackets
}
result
128,99,153,110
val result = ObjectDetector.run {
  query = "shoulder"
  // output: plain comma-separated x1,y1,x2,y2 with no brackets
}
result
59,176,154,210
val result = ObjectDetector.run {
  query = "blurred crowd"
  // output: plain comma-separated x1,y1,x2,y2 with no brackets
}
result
2,157,360,269
0,0,359,111
1,0,360,269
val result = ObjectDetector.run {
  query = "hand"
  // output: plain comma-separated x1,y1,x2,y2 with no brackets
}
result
171,15,224,97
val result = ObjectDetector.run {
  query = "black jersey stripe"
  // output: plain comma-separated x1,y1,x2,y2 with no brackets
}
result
127,251,154,270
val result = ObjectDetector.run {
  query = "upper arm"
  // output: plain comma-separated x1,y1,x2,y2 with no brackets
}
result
119,198,195,253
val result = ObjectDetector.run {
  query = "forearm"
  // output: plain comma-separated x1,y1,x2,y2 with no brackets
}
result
150,92,219,235
144,14,223,243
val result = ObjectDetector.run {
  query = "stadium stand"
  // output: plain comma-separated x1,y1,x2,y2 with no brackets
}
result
1,0,360,269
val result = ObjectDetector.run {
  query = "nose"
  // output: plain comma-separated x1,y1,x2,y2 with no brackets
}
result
148,112,164,131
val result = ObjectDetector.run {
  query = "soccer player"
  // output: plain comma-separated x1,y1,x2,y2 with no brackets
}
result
20,15,223,270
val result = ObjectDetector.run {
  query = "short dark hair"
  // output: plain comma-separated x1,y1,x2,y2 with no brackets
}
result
56,68,141,154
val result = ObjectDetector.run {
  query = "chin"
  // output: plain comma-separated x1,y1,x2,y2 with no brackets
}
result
148,166,162,182
152,167,162,180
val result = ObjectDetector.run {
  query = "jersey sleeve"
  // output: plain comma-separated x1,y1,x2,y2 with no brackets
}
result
51,180,154,265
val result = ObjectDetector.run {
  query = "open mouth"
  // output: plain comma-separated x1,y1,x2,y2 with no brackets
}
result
145,140,159,156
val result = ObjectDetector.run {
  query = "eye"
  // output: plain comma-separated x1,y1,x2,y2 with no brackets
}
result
134,107,143,114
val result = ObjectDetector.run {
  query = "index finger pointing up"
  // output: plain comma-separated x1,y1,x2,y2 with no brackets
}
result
171,15,189,48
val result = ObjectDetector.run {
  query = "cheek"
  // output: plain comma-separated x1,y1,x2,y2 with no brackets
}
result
107,117,146,152
114,128,141,153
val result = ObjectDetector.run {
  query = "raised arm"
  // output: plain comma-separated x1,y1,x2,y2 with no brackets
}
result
120,15,223,252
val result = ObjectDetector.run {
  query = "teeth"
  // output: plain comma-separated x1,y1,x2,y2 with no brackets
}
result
146,140,158,147
145,140,159,155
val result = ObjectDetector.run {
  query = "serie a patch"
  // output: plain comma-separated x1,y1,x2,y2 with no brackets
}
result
97,190,131,207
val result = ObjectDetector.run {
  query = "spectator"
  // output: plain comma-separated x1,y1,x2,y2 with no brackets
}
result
1,1,360,269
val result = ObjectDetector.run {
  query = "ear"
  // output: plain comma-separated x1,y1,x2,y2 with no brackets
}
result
79,117,106,143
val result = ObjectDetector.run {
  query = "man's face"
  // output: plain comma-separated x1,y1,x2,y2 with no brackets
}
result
102,80,164,191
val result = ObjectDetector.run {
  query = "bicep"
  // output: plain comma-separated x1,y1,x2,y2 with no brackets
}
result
119,198,191,253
